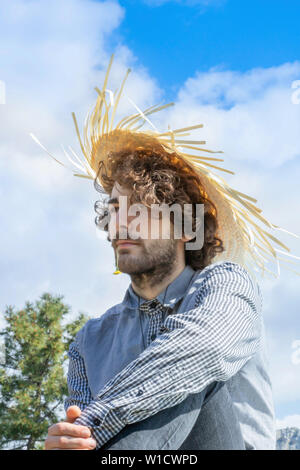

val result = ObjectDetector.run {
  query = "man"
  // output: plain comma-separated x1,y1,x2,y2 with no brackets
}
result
44,145,276,450
39,54,296,451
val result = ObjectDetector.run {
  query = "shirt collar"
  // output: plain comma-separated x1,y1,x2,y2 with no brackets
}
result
122,264,196,311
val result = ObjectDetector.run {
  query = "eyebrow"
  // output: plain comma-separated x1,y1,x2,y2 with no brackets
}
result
107,197,119,205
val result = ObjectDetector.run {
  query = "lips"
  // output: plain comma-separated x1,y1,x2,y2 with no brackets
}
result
116,241,140,247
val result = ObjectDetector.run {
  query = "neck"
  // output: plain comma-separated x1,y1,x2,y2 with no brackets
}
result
130,258,186,301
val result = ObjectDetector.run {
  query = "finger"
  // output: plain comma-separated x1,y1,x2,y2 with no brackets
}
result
45,435,96,450
65,405,82,423
48,422,91,438
47,447,89,451
48,447,92,450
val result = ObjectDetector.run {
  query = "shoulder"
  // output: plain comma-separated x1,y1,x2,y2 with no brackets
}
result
192,260,257,284
74,302,124,354
189,261,261,306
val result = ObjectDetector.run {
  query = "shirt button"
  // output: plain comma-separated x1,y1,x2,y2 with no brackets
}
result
93,418,101,426
136,389,143,396
149,301,157,308
151,334,156,341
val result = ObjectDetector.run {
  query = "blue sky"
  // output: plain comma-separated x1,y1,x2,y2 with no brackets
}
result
0,0,300,429
115,0,300,98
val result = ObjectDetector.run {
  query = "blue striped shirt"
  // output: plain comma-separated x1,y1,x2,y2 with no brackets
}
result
64,260,276,449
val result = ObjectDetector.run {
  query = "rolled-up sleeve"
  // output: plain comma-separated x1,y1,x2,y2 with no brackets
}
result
74,262,262,449
64,334,93,413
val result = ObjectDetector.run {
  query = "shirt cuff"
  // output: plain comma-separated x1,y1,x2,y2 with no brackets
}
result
74,400,125,449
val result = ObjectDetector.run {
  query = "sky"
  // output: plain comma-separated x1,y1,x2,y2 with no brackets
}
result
0,0,300,429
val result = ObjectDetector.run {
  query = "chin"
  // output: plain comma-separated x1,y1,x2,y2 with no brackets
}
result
118,258,147,275
118,254,138,272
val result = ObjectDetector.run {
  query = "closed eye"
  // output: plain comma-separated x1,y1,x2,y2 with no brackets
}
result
108,204,119,214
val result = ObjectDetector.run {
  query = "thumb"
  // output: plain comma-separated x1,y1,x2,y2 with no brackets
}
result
65,405,82,423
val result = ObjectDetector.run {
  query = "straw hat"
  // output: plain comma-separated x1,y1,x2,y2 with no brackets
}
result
30,54,300,281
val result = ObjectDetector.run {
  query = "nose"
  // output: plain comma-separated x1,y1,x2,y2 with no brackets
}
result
109,209,128,242
118,225,129,240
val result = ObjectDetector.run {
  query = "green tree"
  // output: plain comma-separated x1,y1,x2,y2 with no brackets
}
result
0,292,90,450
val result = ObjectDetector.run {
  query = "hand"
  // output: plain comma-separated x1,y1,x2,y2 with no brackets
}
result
44,405,97,450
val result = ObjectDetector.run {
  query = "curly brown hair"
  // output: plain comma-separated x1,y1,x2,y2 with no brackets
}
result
94,145,225,271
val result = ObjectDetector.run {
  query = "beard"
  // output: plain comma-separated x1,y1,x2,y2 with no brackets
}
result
115,238,178,288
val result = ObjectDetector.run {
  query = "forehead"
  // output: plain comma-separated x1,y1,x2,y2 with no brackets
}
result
110,181,132,201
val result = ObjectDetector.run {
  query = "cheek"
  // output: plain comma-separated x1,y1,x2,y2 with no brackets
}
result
151,216,173,240
146,213,165,240
161,219,174,239
130,212,173,240
135,212,151,238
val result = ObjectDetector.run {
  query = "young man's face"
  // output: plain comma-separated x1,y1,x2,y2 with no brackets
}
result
108,181,182,275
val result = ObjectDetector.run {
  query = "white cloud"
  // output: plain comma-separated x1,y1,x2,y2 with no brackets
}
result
257,277,300,406
168,62,300,168
277,415,300,430
0,0,163,190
